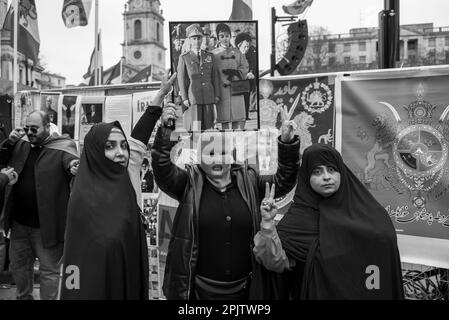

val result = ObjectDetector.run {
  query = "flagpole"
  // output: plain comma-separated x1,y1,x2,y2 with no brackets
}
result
13,0,18,95
120,57,123,84
94,0,99,85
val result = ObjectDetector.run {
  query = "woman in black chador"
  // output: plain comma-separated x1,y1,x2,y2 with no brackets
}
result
60,73,177,299
60,122,149,299
253,144,404,299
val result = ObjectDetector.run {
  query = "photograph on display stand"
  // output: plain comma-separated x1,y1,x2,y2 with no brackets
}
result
40,93,60,126
14,91,37,129
58,95,79,139
140,147,158,193
148,247,161,299
142,193,159,247
79,96,105,145
169,20,259,132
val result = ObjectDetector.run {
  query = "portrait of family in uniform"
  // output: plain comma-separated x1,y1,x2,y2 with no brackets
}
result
169,20,259,132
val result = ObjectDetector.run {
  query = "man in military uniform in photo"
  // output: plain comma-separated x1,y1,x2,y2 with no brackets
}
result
177,23,220,131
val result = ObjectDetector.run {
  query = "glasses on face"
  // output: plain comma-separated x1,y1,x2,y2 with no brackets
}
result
23,126,39,134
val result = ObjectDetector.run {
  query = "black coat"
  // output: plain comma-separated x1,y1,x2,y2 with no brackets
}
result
151,127,300,300
61,122,148,300
0,137,78,248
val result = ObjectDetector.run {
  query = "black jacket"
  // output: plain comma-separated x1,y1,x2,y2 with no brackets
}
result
151,127,300,300
0,138,78,248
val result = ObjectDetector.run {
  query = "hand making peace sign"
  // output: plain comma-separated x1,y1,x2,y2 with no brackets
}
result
260,182,277,223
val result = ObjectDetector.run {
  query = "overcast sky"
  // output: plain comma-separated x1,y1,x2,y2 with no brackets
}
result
13,0,448,85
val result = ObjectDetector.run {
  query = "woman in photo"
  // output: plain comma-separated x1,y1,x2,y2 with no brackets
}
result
212,23,250,130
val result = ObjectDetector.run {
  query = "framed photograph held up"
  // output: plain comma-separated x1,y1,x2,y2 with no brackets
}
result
169,20,259,132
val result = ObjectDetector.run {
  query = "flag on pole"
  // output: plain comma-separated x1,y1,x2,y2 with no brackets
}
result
282,0,314,16
3,0,40,64
62,0,93,28
86,30,103,85
229,0,253,20
129,65,153,83
103,61,122,85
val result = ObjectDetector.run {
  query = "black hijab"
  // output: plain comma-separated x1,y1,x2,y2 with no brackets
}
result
277,144,403,299
61,122,149,300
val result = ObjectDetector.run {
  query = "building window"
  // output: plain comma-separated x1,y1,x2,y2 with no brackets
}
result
428,49,436,62
328,43,335,53
358,41,366,51
134,50,142,60
408,39,417,51
445,37,449,46
328,57,336,65
344,56,351,64
156,22,160,42
344,43,351,52
428,37,436,47
359,56,366,64
446,51,449,63
399,40,404,58
134,20,142,40
158,52,162,62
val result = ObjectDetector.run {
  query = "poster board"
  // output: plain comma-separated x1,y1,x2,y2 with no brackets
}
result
336,67,449,268
104,95,133,138
57,94,80,140
78,96,105,145
169,20,259,132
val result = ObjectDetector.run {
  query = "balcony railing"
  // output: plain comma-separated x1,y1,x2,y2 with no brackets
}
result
423,26,449,34
310,32,376,41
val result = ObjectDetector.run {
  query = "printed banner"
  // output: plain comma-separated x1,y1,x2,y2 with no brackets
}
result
104,95,132,138
262,76,335,155
132,90,158,128
338,71,449,267
340,74,449,239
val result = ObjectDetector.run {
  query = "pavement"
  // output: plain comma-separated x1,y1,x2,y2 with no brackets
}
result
0,271,41,300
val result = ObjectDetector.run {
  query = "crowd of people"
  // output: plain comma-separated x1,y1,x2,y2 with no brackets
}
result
0,72,404,300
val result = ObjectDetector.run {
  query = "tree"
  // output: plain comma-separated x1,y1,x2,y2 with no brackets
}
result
303,26,331,73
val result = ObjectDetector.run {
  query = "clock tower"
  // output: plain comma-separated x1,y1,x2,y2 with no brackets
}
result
122,0,165,80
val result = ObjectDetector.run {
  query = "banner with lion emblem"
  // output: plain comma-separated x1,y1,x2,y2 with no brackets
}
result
261,75,335,155
339,73,449,243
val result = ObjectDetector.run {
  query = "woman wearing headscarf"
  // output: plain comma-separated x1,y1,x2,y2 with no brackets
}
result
212,23,249,130
60,73,176,300
253,144,404,299
235,32,257,120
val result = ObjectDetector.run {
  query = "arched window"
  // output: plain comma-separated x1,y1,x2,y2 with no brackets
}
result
156,22,160,42
134,20,142,40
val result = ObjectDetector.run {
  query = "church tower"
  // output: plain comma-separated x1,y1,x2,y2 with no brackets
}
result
122,0,166,79
0,0,8,28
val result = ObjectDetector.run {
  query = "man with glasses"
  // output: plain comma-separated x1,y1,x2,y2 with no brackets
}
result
0,111,79,300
